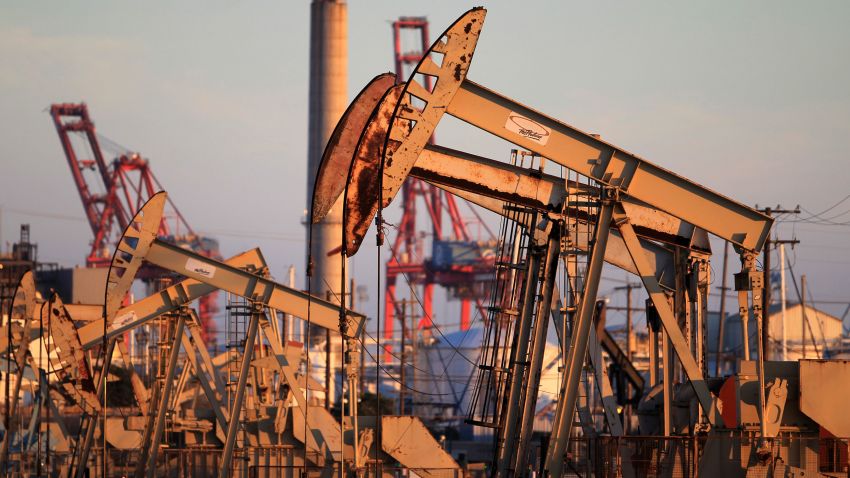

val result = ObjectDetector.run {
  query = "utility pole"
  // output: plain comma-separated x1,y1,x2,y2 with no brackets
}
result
613,282,641,362
613,281,639,434
285,265,297,342
771,239,799,359
715,242,730,377
780,244,787,360
801,274,807,359
756,205,800,361
763,228,771,360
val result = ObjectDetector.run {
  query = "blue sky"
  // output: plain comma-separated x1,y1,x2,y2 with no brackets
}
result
1,1,849,335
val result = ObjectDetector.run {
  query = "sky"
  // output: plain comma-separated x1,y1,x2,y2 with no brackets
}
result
1,1,849,340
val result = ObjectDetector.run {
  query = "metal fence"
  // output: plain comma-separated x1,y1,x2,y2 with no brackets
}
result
577,434,849,478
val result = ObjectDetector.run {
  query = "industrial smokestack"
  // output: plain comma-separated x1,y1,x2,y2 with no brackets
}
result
306,0,347,406
306,0,347,302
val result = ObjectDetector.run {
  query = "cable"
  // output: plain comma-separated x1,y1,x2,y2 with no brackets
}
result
357,338,450,397
383,246,478,367
95,133,132,156
304,221,313,472
805,194,850,218
2,208,87,223
321,276,491,395
376,174,384,478
776,195,850,226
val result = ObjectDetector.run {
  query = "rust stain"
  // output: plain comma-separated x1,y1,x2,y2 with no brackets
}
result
312,73,396,223
343,85,405,255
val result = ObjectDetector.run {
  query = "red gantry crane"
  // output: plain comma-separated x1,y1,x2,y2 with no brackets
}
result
49,103,221,342
384,18,497,356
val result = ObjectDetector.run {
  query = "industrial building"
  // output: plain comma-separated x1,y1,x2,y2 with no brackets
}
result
715,303,844,364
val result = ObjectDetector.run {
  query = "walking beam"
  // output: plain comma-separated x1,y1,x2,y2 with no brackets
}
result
381,7,772,253
412,144,708,251
105,192,365,339
73,248,267,349
315,77,710,258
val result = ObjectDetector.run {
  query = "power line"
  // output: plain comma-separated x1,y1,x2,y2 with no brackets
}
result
2,207,87,223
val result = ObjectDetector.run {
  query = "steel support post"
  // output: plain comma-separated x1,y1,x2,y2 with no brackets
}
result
716,242,730,376
347,337,360,469
141,313,186,478
513,232,560,473
662,330,672,436
549,287,597,441
22,369,48,452
219,307,261,477
496,240,543,475
763,235,771,361
182,329,228,432
590,316,624,437
135,361,162,475
614,207,716,422
257,312,311,412
545,196,614,477
74,339,117,478
755,305,768,444
696,260,709,427
738,290,751,361
115,337,150,416
735,252,768,443
186,312,227,391
649,319,658,387
184,312,230,427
